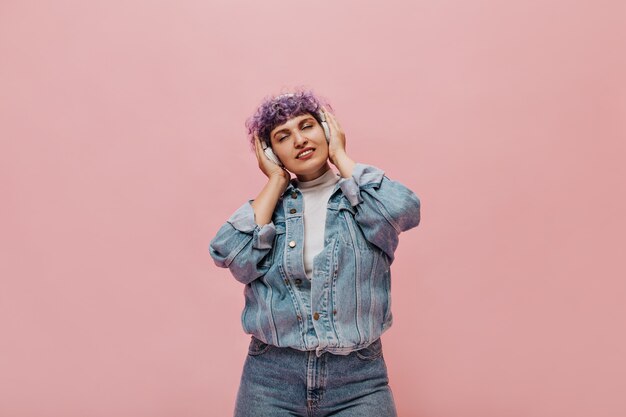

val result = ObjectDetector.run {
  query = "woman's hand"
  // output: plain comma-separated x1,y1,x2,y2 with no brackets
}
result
321,106,347,163
251,133,290,224
254,133,291,183
321,107,356,178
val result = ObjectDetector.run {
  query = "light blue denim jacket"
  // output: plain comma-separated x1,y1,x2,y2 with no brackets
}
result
209,163,420,357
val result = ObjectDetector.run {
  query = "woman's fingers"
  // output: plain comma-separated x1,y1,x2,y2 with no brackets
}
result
253,133,278,178
254,134,269,174
322,106,342,133
254,133,263,161
321,107,335,136
322,107,344,141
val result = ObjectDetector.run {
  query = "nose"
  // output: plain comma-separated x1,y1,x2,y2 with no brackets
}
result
293,131,308,148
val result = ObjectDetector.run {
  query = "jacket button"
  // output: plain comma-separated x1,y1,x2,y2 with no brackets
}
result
313,312,320,320
295,278,302,285
289,208,297,214
291,192,298,199
288,240,296,248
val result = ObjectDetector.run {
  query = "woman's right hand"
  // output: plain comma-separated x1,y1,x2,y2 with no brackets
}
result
254,133,291,184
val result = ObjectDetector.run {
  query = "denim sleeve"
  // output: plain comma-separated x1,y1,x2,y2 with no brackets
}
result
209,200,276,284
338,163,421,261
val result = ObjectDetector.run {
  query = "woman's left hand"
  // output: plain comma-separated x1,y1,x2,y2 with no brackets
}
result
321,106,348,165
321,106,356,178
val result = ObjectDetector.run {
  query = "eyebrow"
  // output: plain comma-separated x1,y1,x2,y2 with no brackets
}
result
272,117,315,138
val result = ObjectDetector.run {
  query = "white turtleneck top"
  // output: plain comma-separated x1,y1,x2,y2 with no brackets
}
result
295,168,341,279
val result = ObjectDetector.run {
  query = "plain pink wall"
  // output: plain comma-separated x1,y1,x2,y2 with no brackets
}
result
1,1,625,416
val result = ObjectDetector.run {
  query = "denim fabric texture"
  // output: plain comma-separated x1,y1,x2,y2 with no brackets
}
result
234,335,398,417
209,163,421,357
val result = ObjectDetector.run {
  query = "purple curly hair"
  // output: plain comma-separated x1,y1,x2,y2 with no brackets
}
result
245,89,333,150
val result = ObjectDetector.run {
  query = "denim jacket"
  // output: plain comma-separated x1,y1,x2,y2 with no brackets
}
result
209,163,421,357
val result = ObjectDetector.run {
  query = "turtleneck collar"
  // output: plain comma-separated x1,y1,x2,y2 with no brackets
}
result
295,168,340,190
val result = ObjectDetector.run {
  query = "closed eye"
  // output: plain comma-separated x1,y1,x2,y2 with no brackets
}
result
277,123,314,141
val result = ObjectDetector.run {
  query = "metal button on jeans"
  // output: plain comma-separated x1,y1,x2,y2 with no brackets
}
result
289,208,297,214
313,312,320,320
288,240,296,248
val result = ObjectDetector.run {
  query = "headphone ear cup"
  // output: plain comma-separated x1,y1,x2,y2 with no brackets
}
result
321,121,331,143
316,110,331,143
264,148,283,167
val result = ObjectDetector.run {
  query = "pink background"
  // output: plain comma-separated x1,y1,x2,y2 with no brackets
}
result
1,1,625,416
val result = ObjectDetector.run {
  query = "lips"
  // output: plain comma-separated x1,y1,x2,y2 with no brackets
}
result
296,147,315,159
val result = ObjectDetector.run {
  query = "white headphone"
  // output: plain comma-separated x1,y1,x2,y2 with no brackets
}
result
260,94,331,167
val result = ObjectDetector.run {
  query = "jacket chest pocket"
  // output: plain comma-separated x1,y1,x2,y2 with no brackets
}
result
337,207,375,252
259,223,285,268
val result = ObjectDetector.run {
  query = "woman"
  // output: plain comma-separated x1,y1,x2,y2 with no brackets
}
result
209,90,421,416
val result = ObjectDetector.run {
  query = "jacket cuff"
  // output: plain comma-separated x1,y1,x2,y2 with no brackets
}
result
227,200,276,249
338,163,385,206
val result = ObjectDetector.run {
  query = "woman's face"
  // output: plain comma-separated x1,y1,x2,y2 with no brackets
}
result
269,113,331,181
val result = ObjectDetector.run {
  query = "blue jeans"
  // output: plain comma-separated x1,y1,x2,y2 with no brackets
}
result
234,336,398,417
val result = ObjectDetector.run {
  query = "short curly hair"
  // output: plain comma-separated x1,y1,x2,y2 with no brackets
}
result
245,88,333,150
